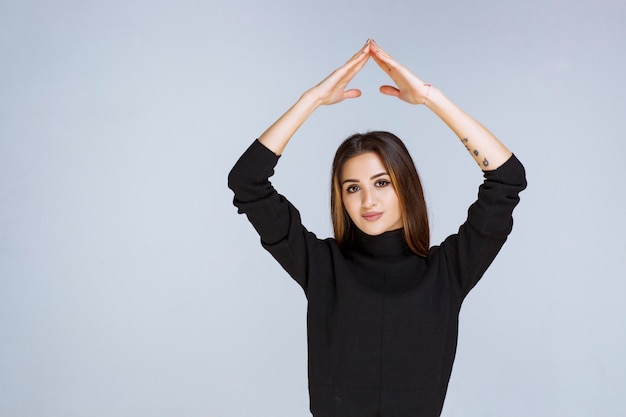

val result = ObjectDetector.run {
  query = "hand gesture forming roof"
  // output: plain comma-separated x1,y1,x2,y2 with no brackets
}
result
309,39,431,106
258,39,511,170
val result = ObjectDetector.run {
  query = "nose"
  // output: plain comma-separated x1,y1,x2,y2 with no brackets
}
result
361,189,376,208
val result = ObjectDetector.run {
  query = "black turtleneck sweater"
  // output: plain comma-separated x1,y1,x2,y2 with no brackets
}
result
228,139,527,417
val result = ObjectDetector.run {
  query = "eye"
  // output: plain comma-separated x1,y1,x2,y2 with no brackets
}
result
345,184,360,193
375,179,391,187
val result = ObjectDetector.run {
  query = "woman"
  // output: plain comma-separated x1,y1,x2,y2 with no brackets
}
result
228,40,526,417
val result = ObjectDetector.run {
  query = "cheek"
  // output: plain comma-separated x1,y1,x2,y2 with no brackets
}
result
342,195,360,220
392,193,401,208
386,190,402,212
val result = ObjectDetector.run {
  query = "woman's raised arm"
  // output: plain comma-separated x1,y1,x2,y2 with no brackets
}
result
370,40,512,170
259,40,371,155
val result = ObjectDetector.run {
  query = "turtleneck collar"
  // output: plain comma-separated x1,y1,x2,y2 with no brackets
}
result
352,228,412,258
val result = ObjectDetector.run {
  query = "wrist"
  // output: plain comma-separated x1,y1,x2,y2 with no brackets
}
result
423,86,443,110
421,84,432,106
300,89,324,110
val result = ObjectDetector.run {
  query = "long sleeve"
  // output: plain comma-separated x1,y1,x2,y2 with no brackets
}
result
228,141,527,417
438,154,527,296
227,139,324,292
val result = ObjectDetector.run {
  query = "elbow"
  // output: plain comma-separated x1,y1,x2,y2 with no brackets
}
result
227,166,244,194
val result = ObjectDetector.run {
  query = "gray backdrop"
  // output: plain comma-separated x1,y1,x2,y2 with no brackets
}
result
1,0,625,416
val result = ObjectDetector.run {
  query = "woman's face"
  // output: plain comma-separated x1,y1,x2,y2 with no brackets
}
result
340,152,403,236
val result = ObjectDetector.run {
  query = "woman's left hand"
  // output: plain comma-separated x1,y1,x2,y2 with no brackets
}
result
370,40,431,105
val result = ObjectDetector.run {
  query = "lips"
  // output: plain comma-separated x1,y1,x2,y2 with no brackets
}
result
362,212,383,221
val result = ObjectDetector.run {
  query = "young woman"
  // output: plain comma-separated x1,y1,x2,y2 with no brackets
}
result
228,40,526,417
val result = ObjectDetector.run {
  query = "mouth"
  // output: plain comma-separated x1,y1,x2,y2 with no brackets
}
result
362,212,383,221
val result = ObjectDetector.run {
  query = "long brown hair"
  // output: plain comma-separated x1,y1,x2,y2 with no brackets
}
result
331,131,430,257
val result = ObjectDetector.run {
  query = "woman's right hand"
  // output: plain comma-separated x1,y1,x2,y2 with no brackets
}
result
258,40,371,155
306,40,371,106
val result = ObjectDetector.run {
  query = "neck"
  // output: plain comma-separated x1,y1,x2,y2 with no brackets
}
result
352,228,410,258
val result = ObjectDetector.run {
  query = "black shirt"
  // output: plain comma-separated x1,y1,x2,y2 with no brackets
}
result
228,139,527,417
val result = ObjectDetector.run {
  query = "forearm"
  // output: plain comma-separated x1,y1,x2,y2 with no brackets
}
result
425,87,512,170
258,92,321,155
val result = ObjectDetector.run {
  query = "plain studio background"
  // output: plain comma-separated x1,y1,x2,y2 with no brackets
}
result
1,0,625,416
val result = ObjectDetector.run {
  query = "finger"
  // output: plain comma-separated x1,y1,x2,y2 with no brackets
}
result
337,46,371,83
370,48,395,73
335,50,369,82
347,39,371,63
344,89,362,99
379,85,400,98
350,50,371,73
350,44,371,68
324,50,368,86
370,42,400,73
371,53,392,73
370,40,395,61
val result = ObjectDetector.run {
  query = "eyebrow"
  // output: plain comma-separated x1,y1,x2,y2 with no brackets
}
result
341,172,389,185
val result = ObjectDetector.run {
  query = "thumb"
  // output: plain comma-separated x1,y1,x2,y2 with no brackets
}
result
344,89,362,99
379,85,400,97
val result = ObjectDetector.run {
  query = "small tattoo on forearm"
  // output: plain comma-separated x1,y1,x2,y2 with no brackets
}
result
482,158,489,167
462,138,469,143
473,150,479,156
